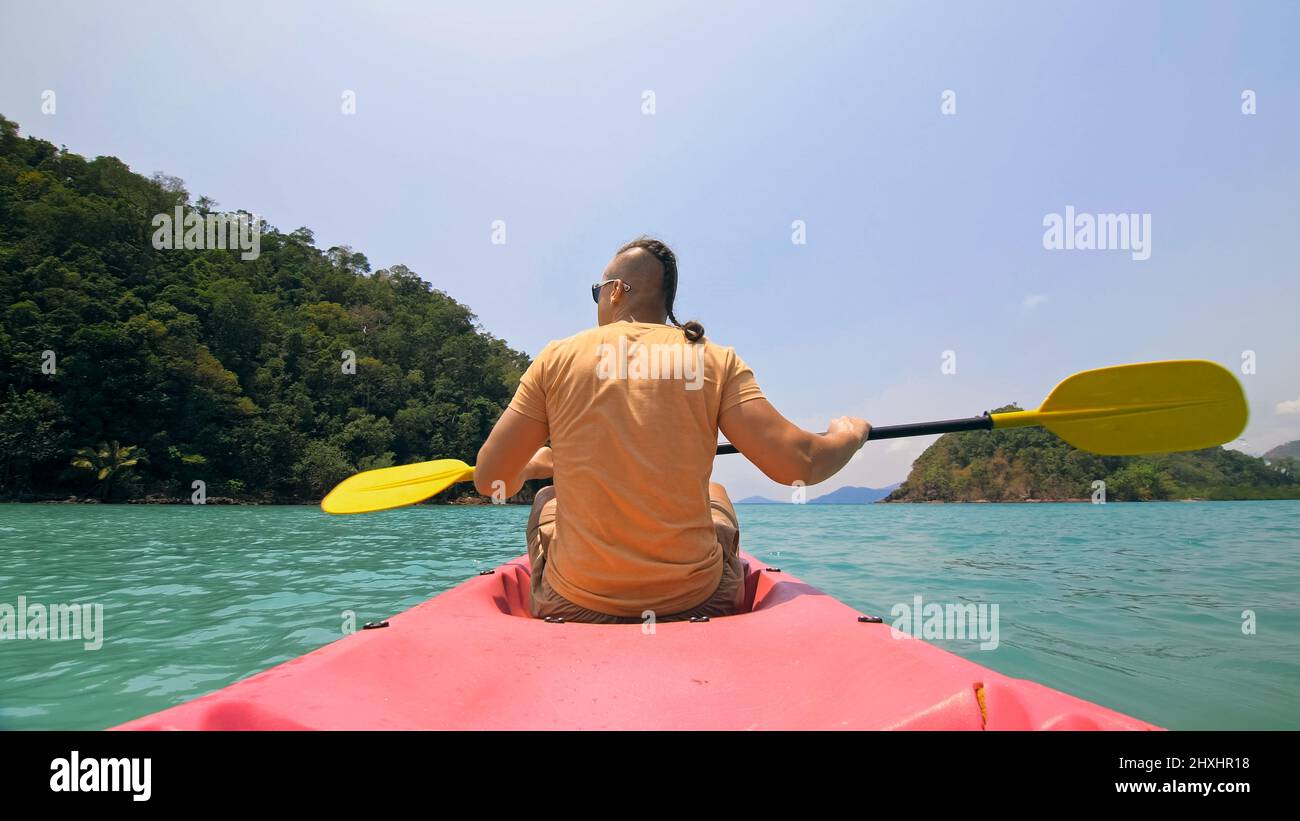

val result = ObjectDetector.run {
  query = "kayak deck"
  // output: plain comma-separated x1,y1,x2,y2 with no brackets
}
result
114,553,1158,730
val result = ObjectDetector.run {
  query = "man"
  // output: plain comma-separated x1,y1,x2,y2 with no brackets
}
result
475,236,870,623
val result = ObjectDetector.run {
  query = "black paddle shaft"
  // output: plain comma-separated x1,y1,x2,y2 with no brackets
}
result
713,413,993,456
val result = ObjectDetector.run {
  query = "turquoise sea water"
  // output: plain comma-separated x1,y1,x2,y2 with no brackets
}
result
1,501,1297,730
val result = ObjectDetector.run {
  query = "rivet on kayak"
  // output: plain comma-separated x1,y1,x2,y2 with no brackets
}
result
478,569,496,576
363,620,390,630
689,615,710,623
544,616,565,624
857,615,883,624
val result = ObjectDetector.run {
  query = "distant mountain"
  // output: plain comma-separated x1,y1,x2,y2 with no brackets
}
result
809,484,901,504
735,484,901,505
1264,440,1300,461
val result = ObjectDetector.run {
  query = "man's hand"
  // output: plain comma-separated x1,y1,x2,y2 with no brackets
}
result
522,446,554,482
826,416,871,448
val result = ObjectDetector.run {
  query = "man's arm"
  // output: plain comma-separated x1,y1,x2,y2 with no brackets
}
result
474,408,551,498
718,398,869,486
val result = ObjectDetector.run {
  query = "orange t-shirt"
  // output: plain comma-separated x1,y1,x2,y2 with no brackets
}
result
508,321,765,617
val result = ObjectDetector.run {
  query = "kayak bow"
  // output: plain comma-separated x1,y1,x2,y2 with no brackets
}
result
114,553,1159,731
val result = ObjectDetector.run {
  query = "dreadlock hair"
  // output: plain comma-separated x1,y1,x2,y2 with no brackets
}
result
614,235,705,343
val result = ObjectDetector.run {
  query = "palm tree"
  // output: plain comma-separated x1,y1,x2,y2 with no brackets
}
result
71,441,145,500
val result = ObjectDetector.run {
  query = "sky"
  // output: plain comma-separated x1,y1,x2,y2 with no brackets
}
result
2,0,1297,500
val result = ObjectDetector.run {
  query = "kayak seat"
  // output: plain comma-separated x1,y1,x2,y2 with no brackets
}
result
490,555,815,618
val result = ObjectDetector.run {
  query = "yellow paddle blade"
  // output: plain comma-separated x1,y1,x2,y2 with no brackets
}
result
992,360,1247,455
320,459,476,514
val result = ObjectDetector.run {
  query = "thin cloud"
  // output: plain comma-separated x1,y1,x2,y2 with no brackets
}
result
1021,294,1049,314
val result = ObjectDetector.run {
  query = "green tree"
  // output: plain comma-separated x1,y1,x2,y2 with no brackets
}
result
70,441,146,500
0,388,68,494
292,442,353,498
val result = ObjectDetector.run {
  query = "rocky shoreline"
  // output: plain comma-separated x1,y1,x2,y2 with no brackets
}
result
10,493,1222,506
877,497,1210,503
6,493,533,506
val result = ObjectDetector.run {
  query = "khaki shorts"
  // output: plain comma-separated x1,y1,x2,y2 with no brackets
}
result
526,492,746,624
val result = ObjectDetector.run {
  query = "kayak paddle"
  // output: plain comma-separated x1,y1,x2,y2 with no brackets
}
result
717,359,1247,455
322,359,1247,514
321,459,475,514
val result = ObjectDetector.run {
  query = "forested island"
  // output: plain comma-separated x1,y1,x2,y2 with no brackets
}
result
884,408,1300,502
0,114,529,503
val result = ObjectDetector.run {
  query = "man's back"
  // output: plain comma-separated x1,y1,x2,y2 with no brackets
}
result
508,321,763,616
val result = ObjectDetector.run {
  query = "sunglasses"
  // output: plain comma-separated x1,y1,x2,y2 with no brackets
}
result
591,279,632,303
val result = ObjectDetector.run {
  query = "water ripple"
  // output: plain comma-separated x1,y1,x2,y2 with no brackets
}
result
0,501,1296,729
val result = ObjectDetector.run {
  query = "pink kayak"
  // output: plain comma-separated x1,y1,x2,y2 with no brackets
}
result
115,553,1159,730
